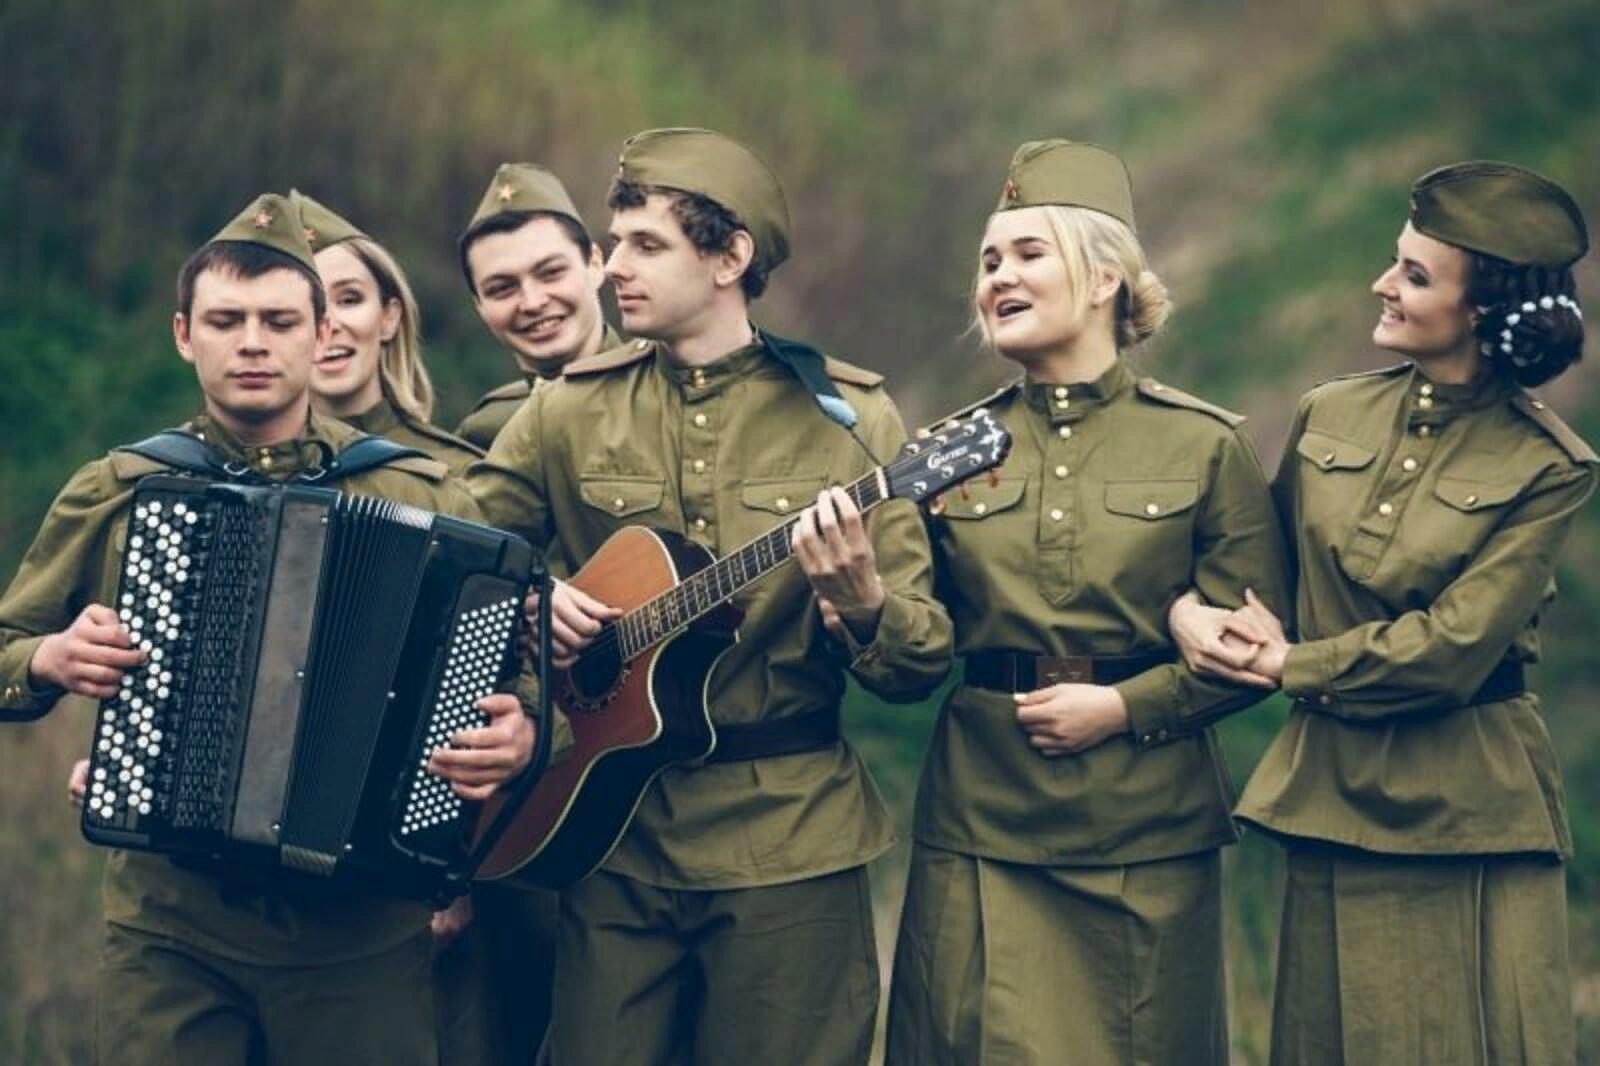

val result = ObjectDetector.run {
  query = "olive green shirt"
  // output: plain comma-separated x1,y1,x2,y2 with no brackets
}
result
468,338,953,890
1236,363,1597,857
911,360,1291,866
342,395,484,474
0,411,480,964
455,324,624,451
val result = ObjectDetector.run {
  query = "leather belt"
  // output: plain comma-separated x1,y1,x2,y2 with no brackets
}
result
964,650,1175,692
705,708,840,763
1470,658,1526,705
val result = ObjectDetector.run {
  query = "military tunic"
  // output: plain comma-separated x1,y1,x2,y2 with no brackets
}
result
454,324,623,451
341,395,484,476
0,411,477,1066
468,337,952,1064
885,360,1291,1066
1233,363,1594,1065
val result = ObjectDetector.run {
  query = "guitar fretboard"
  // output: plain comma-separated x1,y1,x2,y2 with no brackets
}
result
612,469,886,659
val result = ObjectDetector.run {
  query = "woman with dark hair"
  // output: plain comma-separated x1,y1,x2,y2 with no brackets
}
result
884,141,1290,1065
1171,161,1594,1064
290,190,483,474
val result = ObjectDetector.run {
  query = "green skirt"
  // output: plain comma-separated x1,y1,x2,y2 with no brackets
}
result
1270,844,1574,1066
885,844,1226,1066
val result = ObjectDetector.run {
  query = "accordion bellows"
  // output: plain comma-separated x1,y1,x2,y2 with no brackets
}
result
84,476,534,900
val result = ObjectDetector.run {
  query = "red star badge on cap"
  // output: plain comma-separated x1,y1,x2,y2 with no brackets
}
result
252,208,274,229
496,183,516,204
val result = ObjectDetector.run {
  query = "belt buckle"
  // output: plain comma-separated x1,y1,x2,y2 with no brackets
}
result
1038,655,1093,686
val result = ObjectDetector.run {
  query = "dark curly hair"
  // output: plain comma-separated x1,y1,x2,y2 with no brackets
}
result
1468,254,1585,387
606,178,769,300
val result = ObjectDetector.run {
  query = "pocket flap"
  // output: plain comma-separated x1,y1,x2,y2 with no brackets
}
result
739,476,826,516
1433,476,1523,513
1104,478,1199,520
1297,430,1377,472
579,474,665,518
941,476,1028,520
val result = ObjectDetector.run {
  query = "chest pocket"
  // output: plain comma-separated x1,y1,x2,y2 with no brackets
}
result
1397,469,1528,589
1294,429,1377,559
740,475,826,517
1103,479,1200,521
578,474,665,520
939,476,1028,521
1087,477,1201,604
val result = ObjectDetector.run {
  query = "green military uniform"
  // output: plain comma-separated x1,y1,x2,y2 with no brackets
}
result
1234,162,1594,1065
0,196,478,1066
472,335,950,1064
454,323,624,452
884,142,1291,1066
468,128,950,1066
342,397,482,476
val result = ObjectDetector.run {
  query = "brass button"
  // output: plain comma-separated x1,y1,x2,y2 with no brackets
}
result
691,369,706,387
1318,693,1333,706
693,517,708,531
1417,425,1433,437
1464,493,1479,507
1419,383,1434,397
1056,396,1070,409
1150,382,1165,392
1417,396,1433,410
1057,425,1072,440
973,502,988,516
1531,399,1547,410
1053,386,1068,399
1323,451,1337,464
259,454,274,470
1049,508,1064,522
1053,465,1068,479
1144,502,1160,516
692,459,707,474
1377,502,1394,516
775,496,791,511
692,413,708,429
613,497,627,512
1402,457,1418,472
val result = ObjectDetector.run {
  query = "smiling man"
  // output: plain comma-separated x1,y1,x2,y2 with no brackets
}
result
453,163,625,451
0,194,534,1066
468,128,953,1065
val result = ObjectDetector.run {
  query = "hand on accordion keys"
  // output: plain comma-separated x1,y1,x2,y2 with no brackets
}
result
425,692,536,801
29,604,148,700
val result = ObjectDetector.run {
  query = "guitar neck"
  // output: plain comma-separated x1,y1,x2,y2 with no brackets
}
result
612,468,889,659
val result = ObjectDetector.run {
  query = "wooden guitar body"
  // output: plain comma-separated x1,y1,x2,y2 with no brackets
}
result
473,526,739,885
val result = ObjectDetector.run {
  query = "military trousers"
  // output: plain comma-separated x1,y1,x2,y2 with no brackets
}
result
541,865,880,1066
95,921,436,1066
433,881,559,1064
884,844,1226,1066
1269,842,1574,1066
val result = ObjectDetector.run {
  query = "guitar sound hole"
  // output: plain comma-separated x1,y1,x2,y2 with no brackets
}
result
567,630,625,706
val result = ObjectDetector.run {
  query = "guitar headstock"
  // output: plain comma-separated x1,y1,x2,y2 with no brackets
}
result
885,408,1012,506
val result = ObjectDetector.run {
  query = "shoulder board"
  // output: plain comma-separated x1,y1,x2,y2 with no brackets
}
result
107,449,176,482
1510,393,1599,465
372,453,451,482
563,338,654,378
398,414,486,459
470,380,531,411
1136,378,1245,427
1311,362,1412,390
923,378,1023,430
821,355,883,388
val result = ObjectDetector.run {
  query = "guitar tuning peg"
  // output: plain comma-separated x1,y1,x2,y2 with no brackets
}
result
928,495,947,516
987,469,1000,488
915,427,933,440
958,483,970,500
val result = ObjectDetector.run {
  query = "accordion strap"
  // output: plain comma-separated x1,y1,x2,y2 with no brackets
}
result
115,430,427,485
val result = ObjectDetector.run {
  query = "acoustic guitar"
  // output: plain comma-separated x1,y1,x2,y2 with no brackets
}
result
472,408,1011,887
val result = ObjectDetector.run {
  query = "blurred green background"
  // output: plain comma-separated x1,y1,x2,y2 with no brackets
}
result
2,0,1597,1061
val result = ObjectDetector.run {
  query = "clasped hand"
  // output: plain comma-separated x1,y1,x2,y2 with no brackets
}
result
1167,589,1289,687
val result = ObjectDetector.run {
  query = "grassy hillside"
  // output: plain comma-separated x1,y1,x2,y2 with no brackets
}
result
2,0,1597,1060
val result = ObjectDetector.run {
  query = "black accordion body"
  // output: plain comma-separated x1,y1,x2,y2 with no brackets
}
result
81,475,534,900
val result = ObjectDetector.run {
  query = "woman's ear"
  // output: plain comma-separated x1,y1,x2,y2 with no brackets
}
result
1089,265,1123,308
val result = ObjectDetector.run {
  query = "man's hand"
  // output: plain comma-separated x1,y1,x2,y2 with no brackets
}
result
68,758,89,808
29,604,146,699
428,693,535,801
791,487,886,644
525,580,621,669
431,894,474,950
1014,683,1130,756
1167,590,1275,687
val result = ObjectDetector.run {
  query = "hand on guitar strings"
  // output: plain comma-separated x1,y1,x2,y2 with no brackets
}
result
524,580,622,668
791,486,887,646
427,692,536,801
1014,683,1130,756
29,603,147,699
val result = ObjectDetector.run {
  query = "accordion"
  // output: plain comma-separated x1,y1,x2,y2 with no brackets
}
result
81,475,536,901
